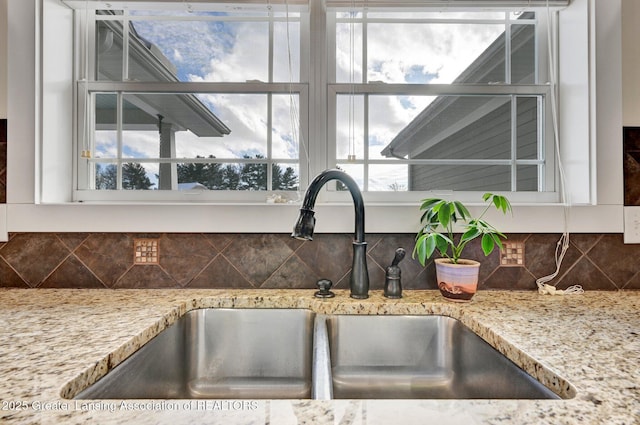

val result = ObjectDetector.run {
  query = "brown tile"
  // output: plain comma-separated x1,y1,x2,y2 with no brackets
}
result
294,234,354,284
40,255,105,288
74,234,133,287
203,234,233,252
621,271,640,290
0,233,71,286
482,266,537,290
569,234,602,254
159,234,218,286
261,255,319,289
114,265,177,288
187,255,253,289
587,234,640,288
0,143,5,169
57,233,91,251
334,257,386,292
460,237,501,283
623,126,640,151
524,233,582,282
0,257,29,287
624,152,640,206
222,234,294,286
502,233,530,243
624,127,640,206
0,119,6,144
3,231,640,291
283,234,306,251
558,257,618,290
405,262,437,290
368,234,425,287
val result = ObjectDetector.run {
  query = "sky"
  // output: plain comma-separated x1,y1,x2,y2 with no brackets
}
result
94,7,513,191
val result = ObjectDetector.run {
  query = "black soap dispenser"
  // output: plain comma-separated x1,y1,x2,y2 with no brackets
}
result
384,248,406,299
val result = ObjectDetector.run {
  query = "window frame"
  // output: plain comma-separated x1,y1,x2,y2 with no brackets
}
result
325,7,559,203
72,1,560,204
5,0,618,239
73,5,311,202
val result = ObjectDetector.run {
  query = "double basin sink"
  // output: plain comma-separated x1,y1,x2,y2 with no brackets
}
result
74,308,564,400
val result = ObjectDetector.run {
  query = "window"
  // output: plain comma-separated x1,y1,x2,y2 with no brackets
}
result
75,3,309,202
327,8,554,197
68,0,565,203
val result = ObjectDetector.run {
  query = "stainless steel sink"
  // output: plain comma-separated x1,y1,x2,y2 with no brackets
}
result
75,308,315,399
319,315,561,399
74,309,565,401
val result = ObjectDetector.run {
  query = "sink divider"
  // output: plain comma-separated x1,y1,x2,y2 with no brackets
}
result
312,315,333,400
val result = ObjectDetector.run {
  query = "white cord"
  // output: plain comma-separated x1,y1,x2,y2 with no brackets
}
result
534,1,582,295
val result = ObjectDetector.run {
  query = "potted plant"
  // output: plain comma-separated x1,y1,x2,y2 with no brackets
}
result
413,193,512,301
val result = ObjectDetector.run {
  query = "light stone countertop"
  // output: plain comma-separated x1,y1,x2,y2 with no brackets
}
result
0,288,638,425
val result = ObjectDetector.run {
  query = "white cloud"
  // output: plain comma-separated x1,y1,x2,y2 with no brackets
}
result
338,22,504,84
197,21,269,82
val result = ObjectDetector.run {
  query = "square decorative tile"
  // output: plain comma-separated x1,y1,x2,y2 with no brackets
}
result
501,241,524,266
134,238,159,265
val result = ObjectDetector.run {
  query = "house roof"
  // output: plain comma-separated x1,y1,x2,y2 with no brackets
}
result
95,16,231,138
380,14,535,159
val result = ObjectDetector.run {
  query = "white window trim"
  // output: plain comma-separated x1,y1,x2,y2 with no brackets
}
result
3,0,624,238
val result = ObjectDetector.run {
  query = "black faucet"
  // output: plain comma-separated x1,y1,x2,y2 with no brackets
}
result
291,169,369,299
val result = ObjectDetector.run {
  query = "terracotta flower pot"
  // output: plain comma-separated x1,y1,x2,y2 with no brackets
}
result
434,258,480,302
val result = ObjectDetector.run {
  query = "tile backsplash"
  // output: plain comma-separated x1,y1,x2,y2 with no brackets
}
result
0,232,637,290
624,126,640,205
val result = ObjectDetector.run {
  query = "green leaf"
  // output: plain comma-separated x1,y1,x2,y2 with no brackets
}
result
431,200,444,213
500,196,513,214
484,194,512,214
438,202,452,229
419,198,441,211
481,233,495,256
412,237,426,266
492,195,501,210
453,201,470,221
460,227,481,244
427,209,439,224
435,233,451,256
417,234,441,265
491,233,505,250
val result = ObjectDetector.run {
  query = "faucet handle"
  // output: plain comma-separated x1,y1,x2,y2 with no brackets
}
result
384,248,405,299
314,279,335,298
391,248,406,266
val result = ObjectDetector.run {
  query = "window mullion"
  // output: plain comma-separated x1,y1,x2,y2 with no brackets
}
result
268,93,274,190
268,10,274,191
269,9,275,83
363,94,369,191
361,10,368,190
505,13,512,84
511,95,518,192
539,94,548,192
116,92,124,190
122,10,130,81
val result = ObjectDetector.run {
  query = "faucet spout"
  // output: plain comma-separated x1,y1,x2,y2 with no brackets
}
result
292,169,369,299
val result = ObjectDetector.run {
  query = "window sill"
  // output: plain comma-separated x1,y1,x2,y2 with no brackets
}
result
0,202,623,239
